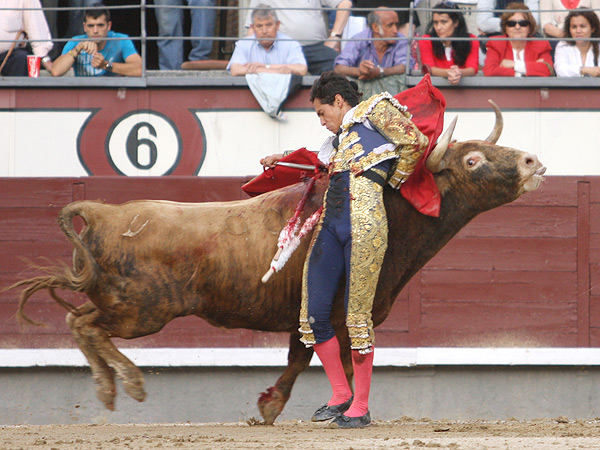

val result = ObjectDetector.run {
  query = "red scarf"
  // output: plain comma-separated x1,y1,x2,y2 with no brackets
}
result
560,0,580,10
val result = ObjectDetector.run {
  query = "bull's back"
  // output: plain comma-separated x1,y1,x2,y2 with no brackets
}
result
65,182,326,331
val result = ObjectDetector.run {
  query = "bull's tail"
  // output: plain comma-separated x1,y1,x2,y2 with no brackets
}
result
5,201,100,326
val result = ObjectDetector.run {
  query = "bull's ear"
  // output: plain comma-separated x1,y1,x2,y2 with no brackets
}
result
426,116,458,173
484,99,503,144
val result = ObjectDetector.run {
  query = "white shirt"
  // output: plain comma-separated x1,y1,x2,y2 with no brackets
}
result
554,41,599,77
512,48,527,76
0,0,53,57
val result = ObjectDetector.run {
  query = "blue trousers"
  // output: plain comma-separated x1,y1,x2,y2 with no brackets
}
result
154,0,216,70
306,172,353,343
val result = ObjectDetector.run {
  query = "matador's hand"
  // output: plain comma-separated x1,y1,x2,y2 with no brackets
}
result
260,153,284,168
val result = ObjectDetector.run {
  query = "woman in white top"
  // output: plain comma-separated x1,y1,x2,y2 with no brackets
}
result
555,8,600,76
540,0,600,40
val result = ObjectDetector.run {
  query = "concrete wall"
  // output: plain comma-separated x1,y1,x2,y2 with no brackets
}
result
3,365,600,425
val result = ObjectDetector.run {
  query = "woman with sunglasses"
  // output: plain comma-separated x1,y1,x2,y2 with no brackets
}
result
483,2,554,76
418,1,479,84
554,8,600,76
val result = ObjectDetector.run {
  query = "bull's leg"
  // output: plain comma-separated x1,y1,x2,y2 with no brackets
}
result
66,302,118,410
258,332,314,424
93,337,146,404
66,302,147,408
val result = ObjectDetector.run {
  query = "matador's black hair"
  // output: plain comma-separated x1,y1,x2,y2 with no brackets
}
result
309,71,362,107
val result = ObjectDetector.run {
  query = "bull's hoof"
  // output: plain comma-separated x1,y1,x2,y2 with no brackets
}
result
97,388,116,411
123,380,147,403
257,387,285,425
119,365,147,402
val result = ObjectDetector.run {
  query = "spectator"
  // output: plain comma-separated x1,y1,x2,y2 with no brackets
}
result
245,0,352,75
418,1,479,84
554,8,600,76
227,5,307,76
477,0,540,40
352,0,422,37
154,0,215,70
0,0,53,76
51,3,141,77
540,0,600,42
483,2,553,76
334,7,407,80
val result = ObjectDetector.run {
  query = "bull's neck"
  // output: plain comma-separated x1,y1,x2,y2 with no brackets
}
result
375,190,477,318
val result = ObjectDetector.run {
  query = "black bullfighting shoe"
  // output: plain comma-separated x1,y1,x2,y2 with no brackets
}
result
328,411,371,429
310,396,353,422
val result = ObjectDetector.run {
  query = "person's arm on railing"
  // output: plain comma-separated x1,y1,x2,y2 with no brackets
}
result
476,0,501,34
334,60,406,79
23,0,54,69
524,42,554,76
417,37,475,83
107,54,142,77
554,42,579,77
230,62,307,76
483,38,516,76
539,0,563,38
51,40,94,76
325,0,352,51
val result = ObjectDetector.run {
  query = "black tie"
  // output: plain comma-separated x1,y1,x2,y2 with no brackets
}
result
332,129,342,149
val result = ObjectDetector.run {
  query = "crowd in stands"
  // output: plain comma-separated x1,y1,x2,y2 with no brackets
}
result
1,0,599,79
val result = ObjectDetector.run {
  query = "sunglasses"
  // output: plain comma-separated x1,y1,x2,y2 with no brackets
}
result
506,19,531,27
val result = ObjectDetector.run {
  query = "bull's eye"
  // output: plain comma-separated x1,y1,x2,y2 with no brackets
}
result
464,152,484,169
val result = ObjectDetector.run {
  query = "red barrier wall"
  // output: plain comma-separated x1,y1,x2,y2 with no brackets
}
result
1,176,598,349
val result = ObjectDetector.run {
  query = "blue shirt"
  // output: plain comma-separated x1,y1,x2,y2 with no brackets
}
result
62,31,138,77
334,28,407,69
227,32,307,72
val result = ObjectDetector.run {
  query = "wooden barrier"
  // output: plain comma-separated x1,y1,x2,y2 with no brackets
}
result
0,176,598,349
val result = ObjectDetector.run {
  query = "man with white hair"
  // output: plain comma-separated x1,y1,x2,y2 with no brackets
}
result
244,0,352,75
228,4,307,76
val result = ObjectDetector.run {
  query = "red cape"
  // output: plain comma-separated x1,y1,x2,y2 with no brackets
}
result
395,74,446,217
242,75,446,217
241,148,323,197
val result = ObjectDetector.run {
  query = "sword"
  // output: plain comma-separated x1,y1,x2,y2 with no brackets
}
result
275,162,317,171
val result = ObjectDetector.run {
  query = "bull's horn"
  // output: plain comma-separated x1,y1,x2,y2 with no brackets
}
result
426,116,458,173
484,99,503,144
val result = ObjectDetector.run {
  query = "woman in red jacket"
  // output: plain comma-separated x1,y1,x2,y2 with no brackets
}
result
483,3,554,76
418,1,479,84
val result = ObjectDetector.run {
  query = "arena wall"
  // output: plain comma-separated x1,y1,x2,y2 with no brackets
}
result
1,175,599,350
2,80,600,424
0,82,599,177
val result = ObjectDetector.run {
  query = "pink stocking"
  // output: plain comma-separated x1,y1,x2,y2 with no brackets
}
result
344,349,374,417
313,337,353,405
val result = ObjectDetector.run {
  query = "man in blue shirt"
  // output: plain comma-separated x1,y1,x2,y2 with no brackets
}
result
334,7,407,80
51,3,142,77
228,5,307,76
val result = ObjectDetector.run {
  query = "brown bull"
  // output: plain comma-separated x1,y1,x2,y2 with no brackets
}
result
9,104,545,424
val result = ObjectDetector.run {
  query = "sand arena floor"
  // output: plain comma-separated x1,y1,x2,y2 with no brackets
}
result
3,417,600,450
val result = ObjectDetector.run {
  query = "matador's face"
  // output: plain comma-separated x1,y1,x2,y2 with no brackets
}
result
312,95,351,134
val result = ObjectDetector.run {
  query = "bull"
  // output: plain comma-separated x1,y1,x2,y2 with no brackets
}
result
8,103,545,424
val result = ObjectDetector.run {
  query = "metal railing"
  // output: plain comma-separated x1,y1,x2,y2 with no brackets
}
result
1,2,599,86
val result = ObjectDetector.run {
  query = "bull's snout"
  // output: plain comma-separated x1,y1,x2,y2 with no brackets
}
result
522,153,540,169
520,152,546,192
